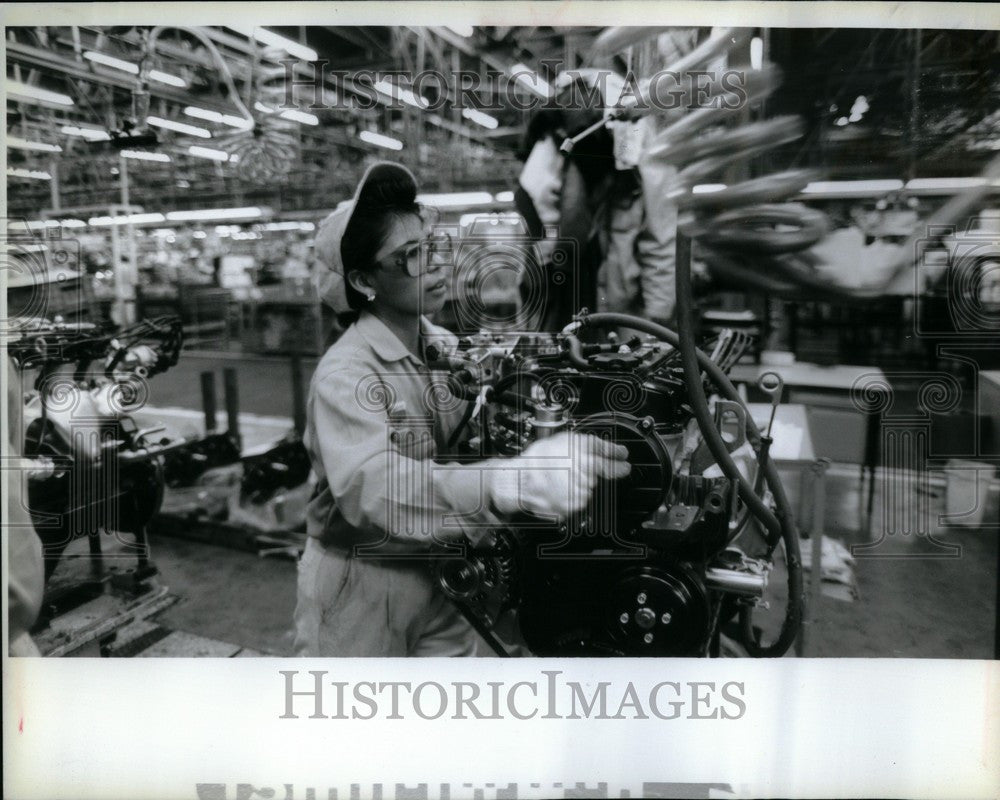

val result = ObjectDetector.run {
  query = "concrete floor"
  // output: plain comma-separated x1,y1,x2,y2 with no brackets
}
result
141,352,997,658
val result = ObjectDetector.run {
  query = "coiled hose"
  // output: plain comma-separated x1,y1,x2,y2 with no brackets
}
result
574,309,804,657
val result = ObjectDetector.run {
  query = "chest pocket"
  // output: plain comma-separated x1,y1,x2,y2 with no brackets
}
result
382,372,437,461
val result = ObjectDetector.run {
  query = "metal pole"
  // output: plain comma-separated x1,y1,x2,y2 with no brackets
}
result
120,154,137,324
290,355,306,436
200,371,217,433
49,157,60,211
223,367,241,450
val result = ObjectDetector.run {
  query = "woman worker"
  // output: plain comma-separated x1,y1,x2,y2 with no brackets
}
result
295,161,630,657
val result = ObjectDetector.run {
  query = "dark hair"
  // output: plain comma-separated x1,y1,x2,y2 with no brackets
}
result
338,173,421,325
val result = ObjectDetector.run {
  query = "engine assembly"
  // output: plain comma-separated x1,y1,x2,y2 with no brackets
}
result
428,313,802,658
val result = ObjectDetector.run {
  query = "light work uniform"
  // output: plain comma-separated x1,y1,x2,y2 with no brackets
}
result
293,310,498,657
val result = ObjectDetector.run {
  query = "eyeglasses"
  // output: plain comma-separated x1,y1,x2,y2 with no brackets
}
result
378,232,454,277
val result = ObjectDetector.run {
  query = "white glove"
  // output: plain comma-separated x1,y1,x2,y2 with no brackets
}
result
486,431,631,522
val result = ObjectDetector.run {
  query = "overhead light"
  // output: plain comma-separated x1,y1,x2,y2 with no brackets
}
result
149,70,186,88
120,150,171,162
83,50,138,73
188,145,231,162
88,212,167,226
800,180,905,197
255,101,277,114
147,116,212,138
7,167,52,180
905,177,994,191
280,109,319,125
6,79,74,107
83,51,186,87
264,221,316,231
183,106,253,130
693,184,727,194
462,108,499,129
493,190,515,203
60,219,86,228
750,37,764,71
359,130,404,151
834,117,849,127
62,125,110,141
510,64,552,100
417,191,494,208
445,25,474,38
6,136,62,153
374,79,429,110
166,207,267,222
228,26,317,62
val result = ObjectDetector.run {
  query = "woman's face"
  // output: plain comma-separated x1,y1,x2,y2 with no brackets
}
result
348,212,450,317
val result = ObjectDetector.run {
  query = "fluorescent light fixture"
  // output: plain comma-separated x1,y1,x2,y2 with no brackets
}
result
834,117,849,127
417,191,494,208
6,135,62,153
280,109,319,125
801,180,905,196
7,167,52,180
848,112,863,123
188,145,231,162
83,50,186,87
750,37,764,71
255,101,277,114
183,106,252,129
166,207,266,222
120,150,171,163
149,70,186,88
493,191,515,203
60,219,87,228
462,108,499,129
147,116,212,138
265,221,316,231
84,50,138,73
510,64,552,99
88,212,167,226
229,26,317,62
359,130,404,151
445,25,474,37
62,125,110,141
374,79,429,110
7,79,74,107
905,177,992,191
693,184,727,194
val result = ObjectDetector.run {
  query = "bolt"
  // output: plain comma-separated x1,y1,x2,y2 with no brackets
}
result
635,607,656,630
619,612,629,624
637,592,647,604
643,633,654,644
661,612,673,624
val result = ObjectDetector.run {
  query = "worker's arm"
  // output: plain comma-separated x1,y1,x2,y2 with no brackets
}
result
311,367,493,545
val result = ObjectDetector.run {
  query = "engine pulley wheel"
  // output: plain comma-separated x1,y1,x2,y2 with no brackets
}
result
608,564,710,656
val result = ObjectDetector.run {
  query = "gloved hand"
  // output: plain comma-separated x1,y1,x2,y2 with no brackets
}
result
486,431,631,521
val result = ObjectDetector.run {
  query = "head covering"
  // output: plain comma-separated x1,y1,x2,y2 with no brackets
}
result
313,161,418,311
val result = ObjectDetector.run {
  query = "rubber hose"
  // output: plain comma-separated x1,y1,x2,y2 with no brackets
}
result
577,307,804,657
675,170,817,212
646,116,803,167
690,204,830,254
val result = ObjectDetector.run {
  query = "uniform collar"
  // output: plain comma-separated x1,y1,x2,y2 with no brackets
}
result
355,310,456,364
